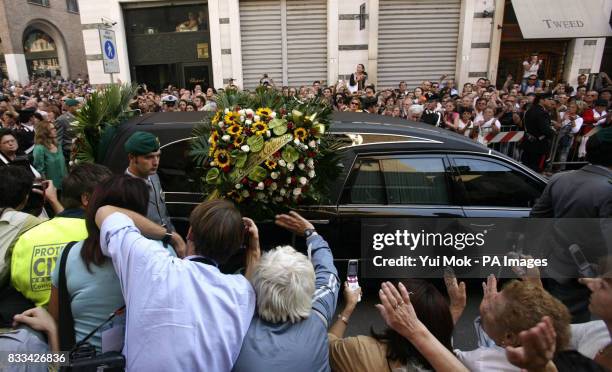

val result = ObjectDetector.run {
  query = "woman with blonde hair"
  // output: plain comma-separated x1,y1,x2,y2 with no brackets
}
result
33,120,66,191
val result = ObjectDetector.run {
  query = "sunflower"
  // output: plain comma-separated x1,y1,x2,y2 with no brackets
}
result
228,124,243,137
233,136,246,147
293,127,308,141
209,131,219,145
227,190,244,203
256,107,272,118
208,143,216,157
265,159,277,170
224,111,240,125
214,149,230,168
253,121,268,136
212,111,221,125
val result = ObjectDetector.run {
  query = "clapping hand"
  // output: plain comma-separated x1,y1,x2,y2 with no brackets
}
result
275,211,315,236
479,274,498,315
444,268,466,324
376,282,426,341
506,316,557,372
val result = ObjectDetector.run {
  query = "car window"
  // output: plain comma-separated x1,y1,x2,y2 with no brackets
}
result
341,156,450,205
158,138,201,193
381,158,449,205
453,157,542,208
342,158,386,204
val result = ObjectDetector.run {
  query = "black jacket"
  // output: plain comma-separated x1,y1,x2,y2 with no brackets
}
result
421,110,441,126
524,104,555,140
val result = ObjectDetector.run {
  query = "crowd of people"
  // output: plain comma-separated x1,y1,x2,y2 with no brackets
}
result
0,69,611,370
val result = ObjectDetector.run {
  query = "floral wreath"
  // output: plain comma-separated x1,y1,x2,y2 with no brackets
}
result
190,88,342,218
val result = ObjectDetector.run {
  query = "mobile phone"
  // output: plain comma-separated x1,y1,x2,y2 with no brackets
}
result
569,244,597,278
241,223,250,250
347,259,361,302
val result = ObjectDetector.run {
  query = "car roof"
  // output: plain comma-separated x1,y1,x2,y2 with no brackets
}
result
103,111,489,172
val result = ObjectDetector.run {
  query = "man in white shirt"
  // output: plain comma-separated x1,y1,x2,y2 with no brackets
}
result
95,199,259,371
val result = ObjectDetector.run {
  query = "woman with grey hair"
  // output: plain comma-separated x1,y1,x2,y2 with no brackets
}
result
232,211,340,372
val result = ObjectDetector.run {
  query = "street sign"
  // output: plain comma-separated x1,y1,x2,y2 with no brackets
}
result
99,28,119,74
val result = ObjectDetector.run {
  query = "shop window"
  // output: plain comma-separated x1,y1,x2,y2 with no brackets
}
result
66,0,79,13
28,0,49,6
124,4,208,35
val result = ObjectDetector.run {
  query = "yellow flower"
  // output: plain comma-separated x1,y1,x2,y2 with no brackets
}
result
265,160,277,170
209,131,219,145
253,121,268,136
212,111,221,125
227,190,244,203
233,136,246,147
214,149,230,168
256,107,272,118
208,143,216,157
228,124,243,137
294,127,308,141
224,111,240,124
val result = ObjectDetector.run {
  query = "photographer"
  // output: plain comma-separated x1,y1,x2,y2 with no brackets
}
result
259,74,276,89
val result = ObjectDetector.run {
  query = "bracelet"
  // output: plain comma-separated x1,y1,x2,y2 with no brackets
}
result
338,314,349,325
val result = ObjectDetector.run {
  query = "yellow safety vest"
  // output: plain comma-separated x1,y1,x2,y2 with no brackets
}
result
10,216,87,307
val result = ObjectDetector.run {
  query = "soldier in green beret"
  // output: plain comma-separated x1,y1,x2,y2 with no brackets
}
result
125,131,175,232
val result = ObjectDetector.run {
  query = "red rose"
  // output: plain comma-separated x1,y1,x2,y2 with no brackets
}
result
264,179,273,186
247,112,253,118
287,122,294,129
280,108,287,116
291,176,296,184
228,144,235,150
222,166,231,173
241,178,249,185
307,151,316,158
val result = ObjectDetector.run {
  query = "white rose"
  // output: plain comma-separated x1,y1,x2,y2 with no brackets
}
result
298,163,305,170
241,190,250,197
270,111,277,118
270,172,279,179
238,109,245,115
307,159,314,168
257,192,266,200
293,138,301,145
270,182,278,190
224,108,230,113
256,182,264,190
293,188,302,196
266,130,271,138
299,177,307,186
275,196,284,202
308,170,316,178
309,140,316,148
317,139,321,144
301,143,309,151
241,145,250,152
279,159,287,167
245,108,254,116
235,183,242,189
222,135,231,142
254,115,260,122
245,119,252,125
286,177,292,184
210,161,216,166
280,188,286,196
287,163,295,171
240,115,245,122
218,122,225,129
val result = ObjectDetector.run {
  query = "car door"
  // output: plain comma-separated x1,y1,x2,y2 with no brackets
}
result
448,154,545,217
334,153,465,267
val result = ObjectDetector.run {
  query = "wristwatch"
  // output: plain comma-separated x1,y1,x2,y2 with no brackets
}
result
162,228,173,245
304,228,317,238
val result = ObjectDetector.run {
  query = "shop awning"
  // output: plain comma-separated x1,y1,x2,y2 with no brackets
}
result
511,0,612,39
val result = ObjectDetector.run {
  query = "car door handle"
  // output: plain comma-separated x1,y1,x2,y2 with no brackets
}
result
309,219,330,224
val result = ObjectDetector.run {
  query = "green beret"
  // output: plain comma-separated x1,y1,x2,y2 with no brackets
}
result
64,98,79,107
124,131,160,155
596,126,612,144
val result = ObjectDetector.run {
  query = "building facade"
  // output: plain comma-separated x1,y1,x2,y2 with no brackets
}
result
0,0,87,83
78,0,611,89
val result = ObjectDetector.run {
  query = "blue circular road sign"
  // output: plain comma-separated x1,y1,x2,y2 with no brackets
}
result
104,40,116,59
